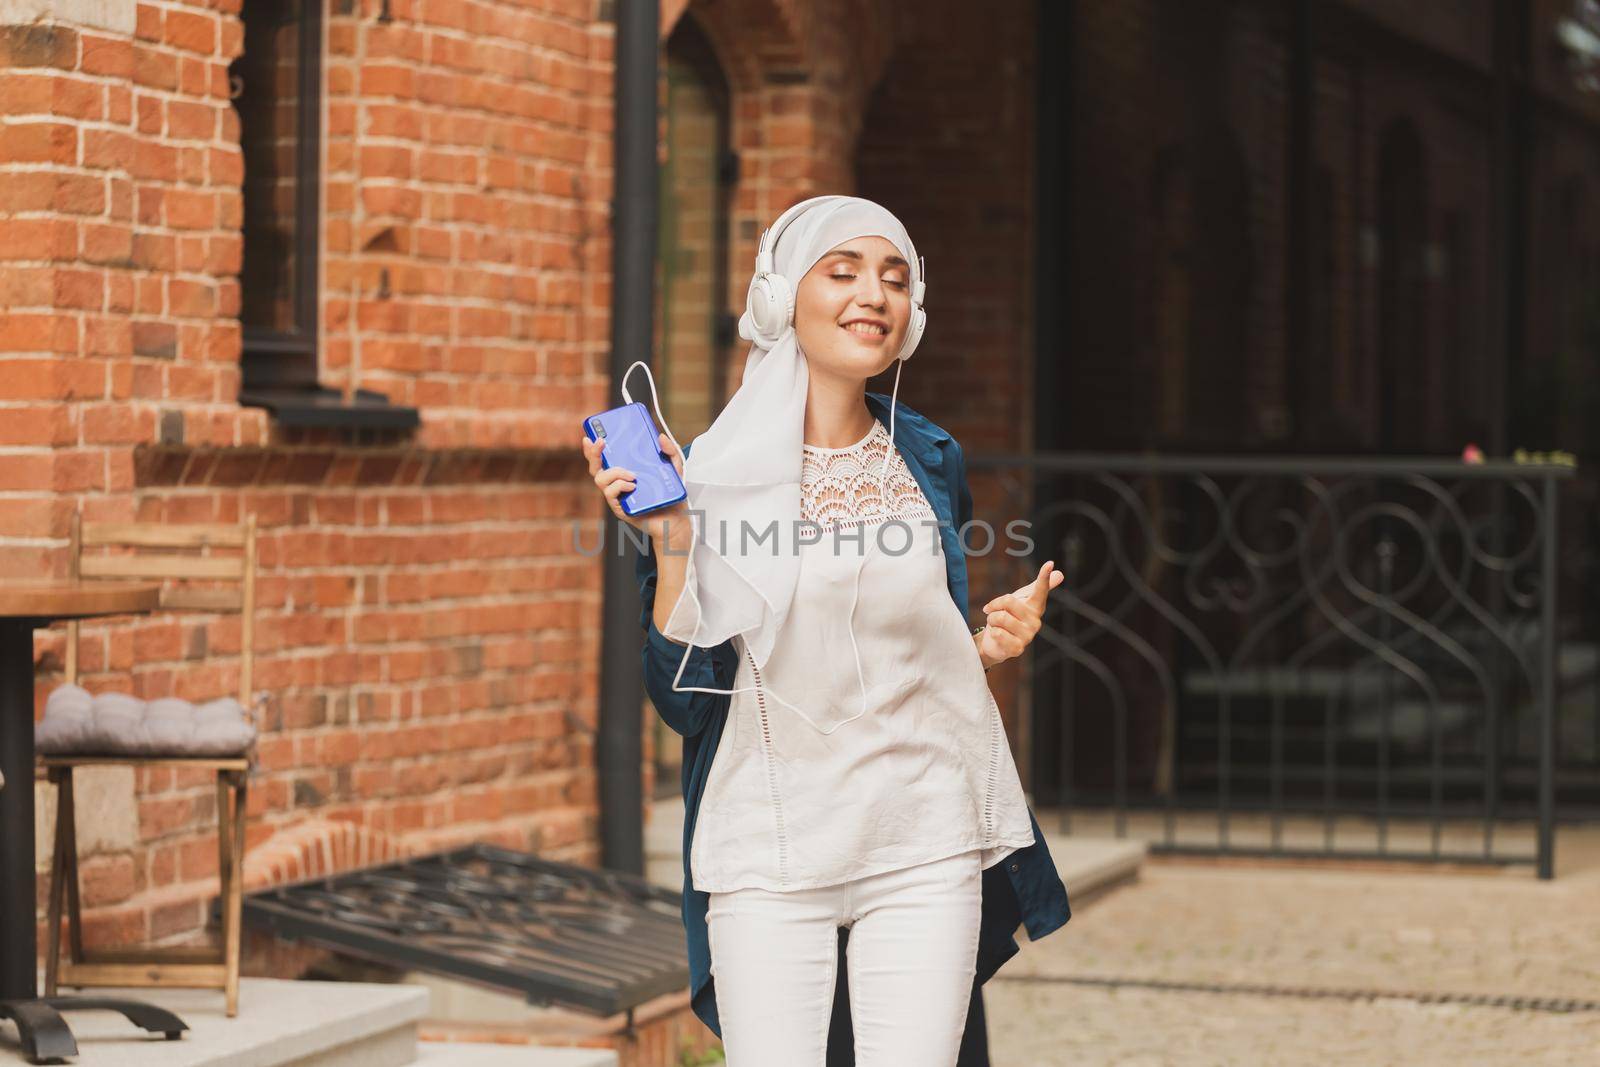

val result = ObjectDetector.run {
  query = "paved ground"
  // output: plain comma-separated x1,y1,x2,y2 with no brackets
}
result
649,795,1600,1063
986,858,1600,1066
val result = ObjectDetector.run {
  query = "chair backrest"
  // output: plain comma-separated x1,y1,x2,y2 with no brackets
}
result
67,512,258,705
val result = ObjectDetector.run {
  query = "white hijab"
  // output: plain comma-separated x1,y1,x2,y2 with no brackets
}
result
655,196,921,719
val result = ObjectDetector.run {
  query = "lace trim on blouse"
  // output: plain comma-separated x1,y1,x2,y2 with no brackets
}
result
801,420,932,527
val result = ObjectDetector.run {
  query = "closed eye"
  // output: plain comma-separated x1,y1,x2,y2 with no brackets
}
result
831,272,907,290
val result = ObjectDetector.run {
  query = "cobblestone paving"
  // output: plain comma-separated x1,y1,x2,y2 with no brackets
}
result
985,861,1600,1065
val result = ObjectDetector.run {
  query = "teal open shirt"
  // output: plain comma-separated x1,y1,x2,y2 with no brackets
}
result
634,390,1073,1038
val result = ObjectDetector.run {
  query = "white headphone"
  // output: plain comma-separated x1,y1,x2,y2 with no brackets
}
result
743,196,927,360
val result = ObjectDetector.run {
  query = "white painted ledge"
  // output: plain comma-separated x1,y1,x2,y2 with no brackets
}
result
0,0,135,33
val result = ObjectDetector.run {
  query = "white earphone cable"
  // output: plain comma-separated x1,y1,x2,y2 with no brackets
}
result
621,357,871,734
628,223,921,737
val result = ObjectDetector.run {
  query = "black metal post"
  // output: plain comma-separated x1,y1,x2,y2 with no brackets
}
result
0,620,38,1001
599,0,659,875
1539,475,1558,879
1377,535,1394,855
1481,1,1530,861
1061,534,1078,834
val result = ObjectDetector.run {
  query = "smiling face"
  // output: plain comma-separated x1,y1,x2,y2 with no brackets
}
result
792,235,914,383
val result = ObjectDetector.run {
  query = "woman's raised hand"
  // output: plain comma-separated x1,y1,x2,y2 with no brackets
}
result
582,430,695,552
975,561,1063,670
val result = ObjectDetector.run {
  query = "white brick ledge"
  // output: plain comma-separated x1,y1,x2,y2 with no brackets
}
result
0,0,134,33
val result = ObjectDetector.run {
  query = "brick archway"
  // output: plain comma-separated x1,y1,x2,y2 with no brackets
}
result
243,818,410,891
666,0,806,94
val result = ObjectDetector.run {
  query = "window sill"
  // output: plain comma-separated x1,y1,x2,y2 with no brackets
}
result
239,386,420,431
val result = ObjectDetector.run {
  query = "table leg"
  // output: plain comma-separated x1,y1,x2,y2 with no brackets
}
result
0,619,40,1002
0,997,188,1063
0,621,189,1063
0,999,76,1063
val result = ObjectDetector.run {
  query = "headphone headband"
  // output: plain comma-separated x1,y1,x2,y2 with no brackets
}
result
756,196,925,301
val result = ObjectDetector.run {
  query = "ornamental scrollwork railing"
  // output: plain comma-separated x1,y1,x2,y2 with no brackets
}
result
967,453,1578,879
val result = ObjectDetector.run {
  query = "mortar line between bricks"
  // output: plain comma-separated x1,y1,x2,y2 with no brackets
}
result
990,974,1600,1014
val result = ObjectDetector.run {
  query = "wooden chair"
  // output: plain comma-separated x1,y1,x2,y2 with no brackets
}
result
42,512,258,1016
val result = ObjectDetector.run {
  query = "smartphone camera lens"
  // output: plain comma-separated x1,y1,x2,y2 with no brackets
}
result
591,417,607,438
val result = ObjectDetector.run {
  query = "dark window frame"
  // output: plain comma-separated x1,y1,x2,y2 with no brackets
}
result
233,0,321,390
232,0,417,430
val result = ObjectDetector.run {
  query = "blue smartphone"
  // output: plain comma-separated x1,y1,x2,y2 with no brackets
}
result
583,402,687,517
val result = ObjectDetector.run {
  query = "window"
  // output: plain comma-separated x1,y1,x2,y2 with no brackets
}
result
231,1,416,429
232,0,320,389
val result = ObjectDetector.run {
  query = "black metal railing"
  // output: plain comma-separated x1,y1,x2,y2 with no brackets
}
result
967,453,1579,878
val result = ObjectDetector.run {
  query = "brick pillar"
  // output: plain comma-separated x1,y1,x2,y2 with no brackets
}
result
1,0,137,579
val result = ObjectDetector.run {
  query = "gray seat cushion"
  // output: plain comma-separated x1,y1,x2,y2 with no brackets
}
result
36,684,257,758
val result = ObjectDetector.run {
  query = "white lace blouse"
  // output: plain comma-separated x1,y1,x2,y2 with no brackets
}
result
668,419,1036,894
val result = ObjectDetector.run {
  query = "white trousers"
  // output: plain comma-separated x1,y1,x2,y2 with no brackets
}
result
705,849,983,1067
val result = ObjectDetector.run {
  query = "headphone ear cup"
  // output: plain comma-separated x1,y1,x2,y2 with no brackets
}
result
898,305,926,360
746,272,796,346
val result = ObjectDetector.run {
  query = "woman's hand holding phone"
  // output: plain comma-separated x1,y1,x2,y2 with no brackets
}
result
583,430,694,553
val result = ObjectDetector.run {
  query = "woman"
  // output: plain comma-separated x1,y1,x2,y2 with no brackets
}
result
582,196,1071,1066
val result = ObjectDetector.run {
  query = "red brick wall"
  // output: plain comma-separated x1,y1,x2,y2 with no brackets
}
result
2,0,618,959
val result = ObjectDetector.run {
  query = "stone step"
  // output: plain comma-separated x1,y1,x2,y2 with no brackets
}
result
645,855,682,892
1050,835,1147,908
414,1041,618,1066
645,794,687,892
0,977,426,1067
644,796,685,858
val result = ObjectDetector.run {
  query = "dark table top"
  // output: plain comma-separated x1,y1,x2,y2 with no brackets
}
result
0,582,160,621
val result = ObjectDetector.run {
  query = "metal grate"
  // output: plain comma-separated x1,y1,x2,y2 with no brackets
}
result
242,844,687,1017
